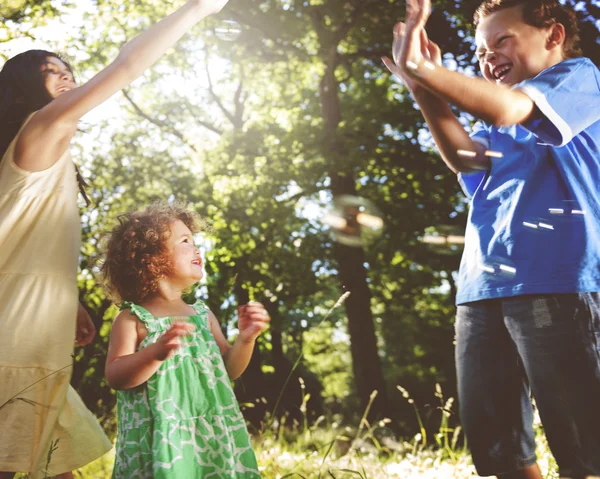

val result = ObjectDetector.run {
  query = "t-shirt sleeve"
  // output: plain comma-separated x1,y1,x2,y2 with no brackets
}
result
469,120,490,149
458,170,487,199
516,58,600,147
458,121,489,198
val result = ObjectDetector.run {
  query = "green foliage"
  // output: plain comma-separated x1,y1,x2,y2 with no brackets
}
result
303,323,354,411
64,0,598,432
3,0,598,457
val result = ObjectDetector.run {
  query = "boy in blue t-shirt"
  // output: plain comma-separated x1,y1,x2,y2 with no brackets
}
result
383,1,600,478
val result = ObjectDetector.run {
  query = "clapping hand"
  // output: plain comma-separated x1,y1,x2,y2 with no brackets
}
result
237,302,271,343
153,321,196,361
382,0,441,91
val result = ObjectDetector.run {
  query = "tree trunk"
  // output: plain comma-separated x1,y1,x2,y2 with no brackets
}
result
319,47,389,419
330,174,389,419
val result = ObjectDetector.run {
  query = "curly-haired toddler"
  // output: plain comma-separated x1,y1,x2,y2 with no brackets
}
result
102,202,269,478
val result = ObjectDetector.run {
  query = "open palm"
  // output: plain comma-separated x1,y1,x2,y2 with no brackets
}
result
382,0,441,91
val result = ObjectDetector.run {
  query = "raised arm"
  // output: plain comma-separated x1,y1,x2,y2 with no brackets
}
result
208,304,270,380
413,90,490,174
387,0,535,127
16,0,229,172
105,310,195,390
383,23,490,173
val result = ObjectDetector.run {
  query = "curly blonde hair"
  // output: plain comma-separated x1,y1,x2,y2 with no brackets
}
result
101,202,205,304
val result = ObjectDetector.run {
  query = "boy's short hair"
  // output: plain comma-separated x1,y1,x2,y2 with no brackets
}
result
101,202,206,304
474,0,582,59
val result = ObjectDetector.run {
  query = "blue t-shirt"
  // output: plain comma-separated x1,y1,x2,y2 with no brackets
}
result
456,57,600,305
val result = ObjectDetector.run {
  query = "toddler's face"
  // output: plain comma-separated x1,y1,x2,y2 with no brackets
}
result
475,5,558,86
166,219,203,287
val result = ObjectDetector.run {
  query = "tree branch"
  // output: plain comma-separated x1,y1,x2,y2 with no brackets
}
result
205,60,237,127
122,89,202,151
333,0,371,46
340,49,391,62
178,99,226,136
233,65,245,129
227,11,312,62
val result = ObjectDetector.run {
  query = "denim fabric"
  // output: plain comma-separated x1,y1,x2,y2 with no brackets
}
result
456,293,600,477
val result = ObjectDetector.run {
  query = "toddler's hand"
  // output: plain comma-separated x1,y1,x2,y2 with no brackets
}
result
237,302,270,343
153,322,196,361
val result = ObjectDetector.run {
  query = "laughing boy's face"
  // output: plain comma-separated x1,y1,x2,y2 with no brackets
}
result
475,4,562,86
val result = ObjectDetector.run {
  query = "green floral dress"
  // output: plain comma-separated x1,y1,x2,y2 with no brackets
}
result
112,300,260,478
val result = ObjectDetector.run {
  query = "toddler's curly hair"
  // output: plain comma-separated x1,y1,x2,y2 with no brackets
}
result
101,202,205,304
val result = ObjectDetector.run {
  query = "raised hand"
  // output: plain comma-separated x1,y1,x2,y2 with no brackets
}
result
382,0,440,90
401,0,432,70
237,302,270,343
153,322,196,361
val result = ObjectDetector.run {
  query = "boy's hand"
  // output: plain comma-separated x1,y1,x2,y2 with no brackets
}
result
237,302,270,343
153,322,196,361
382,0,440,89
401,0,431,71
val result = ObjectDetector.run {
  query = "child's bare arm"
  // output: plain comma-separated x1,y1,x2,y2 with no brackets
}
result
208,304,270,381
386,0,535,127
414,91,490,173
105,310,194,390
383,25,490,173
16,0,229,172
406,64,534,127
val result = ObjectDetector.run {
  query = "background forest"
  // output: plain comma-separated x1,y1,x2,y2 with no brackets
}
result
2,0,599,476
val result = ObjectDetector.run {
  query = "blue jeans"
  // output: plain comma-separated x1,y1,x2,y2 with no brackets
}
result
456,293,600,477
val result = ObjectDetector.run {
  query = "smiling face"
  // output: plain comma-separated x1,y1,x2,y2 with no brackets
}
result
475,4,564,86
166,219,203,288
40,56,76,98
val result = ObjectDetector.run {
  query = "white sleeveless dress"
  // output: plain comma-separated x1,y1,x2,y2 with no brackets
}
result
0,114,111,477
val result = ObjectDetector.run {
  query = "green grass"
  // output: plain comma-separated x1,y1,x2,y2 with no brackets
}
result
10,297,560,478
15,383,558,478
71,422,557,479
68,386,558,479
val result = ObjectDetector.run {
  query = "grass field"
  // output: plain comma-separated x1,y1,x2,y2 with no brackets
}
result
16,388,559,479
70,391,559,479
71,427,558,479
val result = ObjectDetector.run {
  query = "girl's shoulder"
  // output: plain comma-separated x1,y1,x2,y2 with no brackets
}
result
119,301,154,323
190,299,209,316
111,307,149,345
189,300,213,331
118,299,210,327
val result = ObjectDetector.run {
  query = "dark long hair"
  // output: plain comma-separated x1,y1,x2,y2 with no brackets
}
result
0,50,89,204
0,50,73,158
